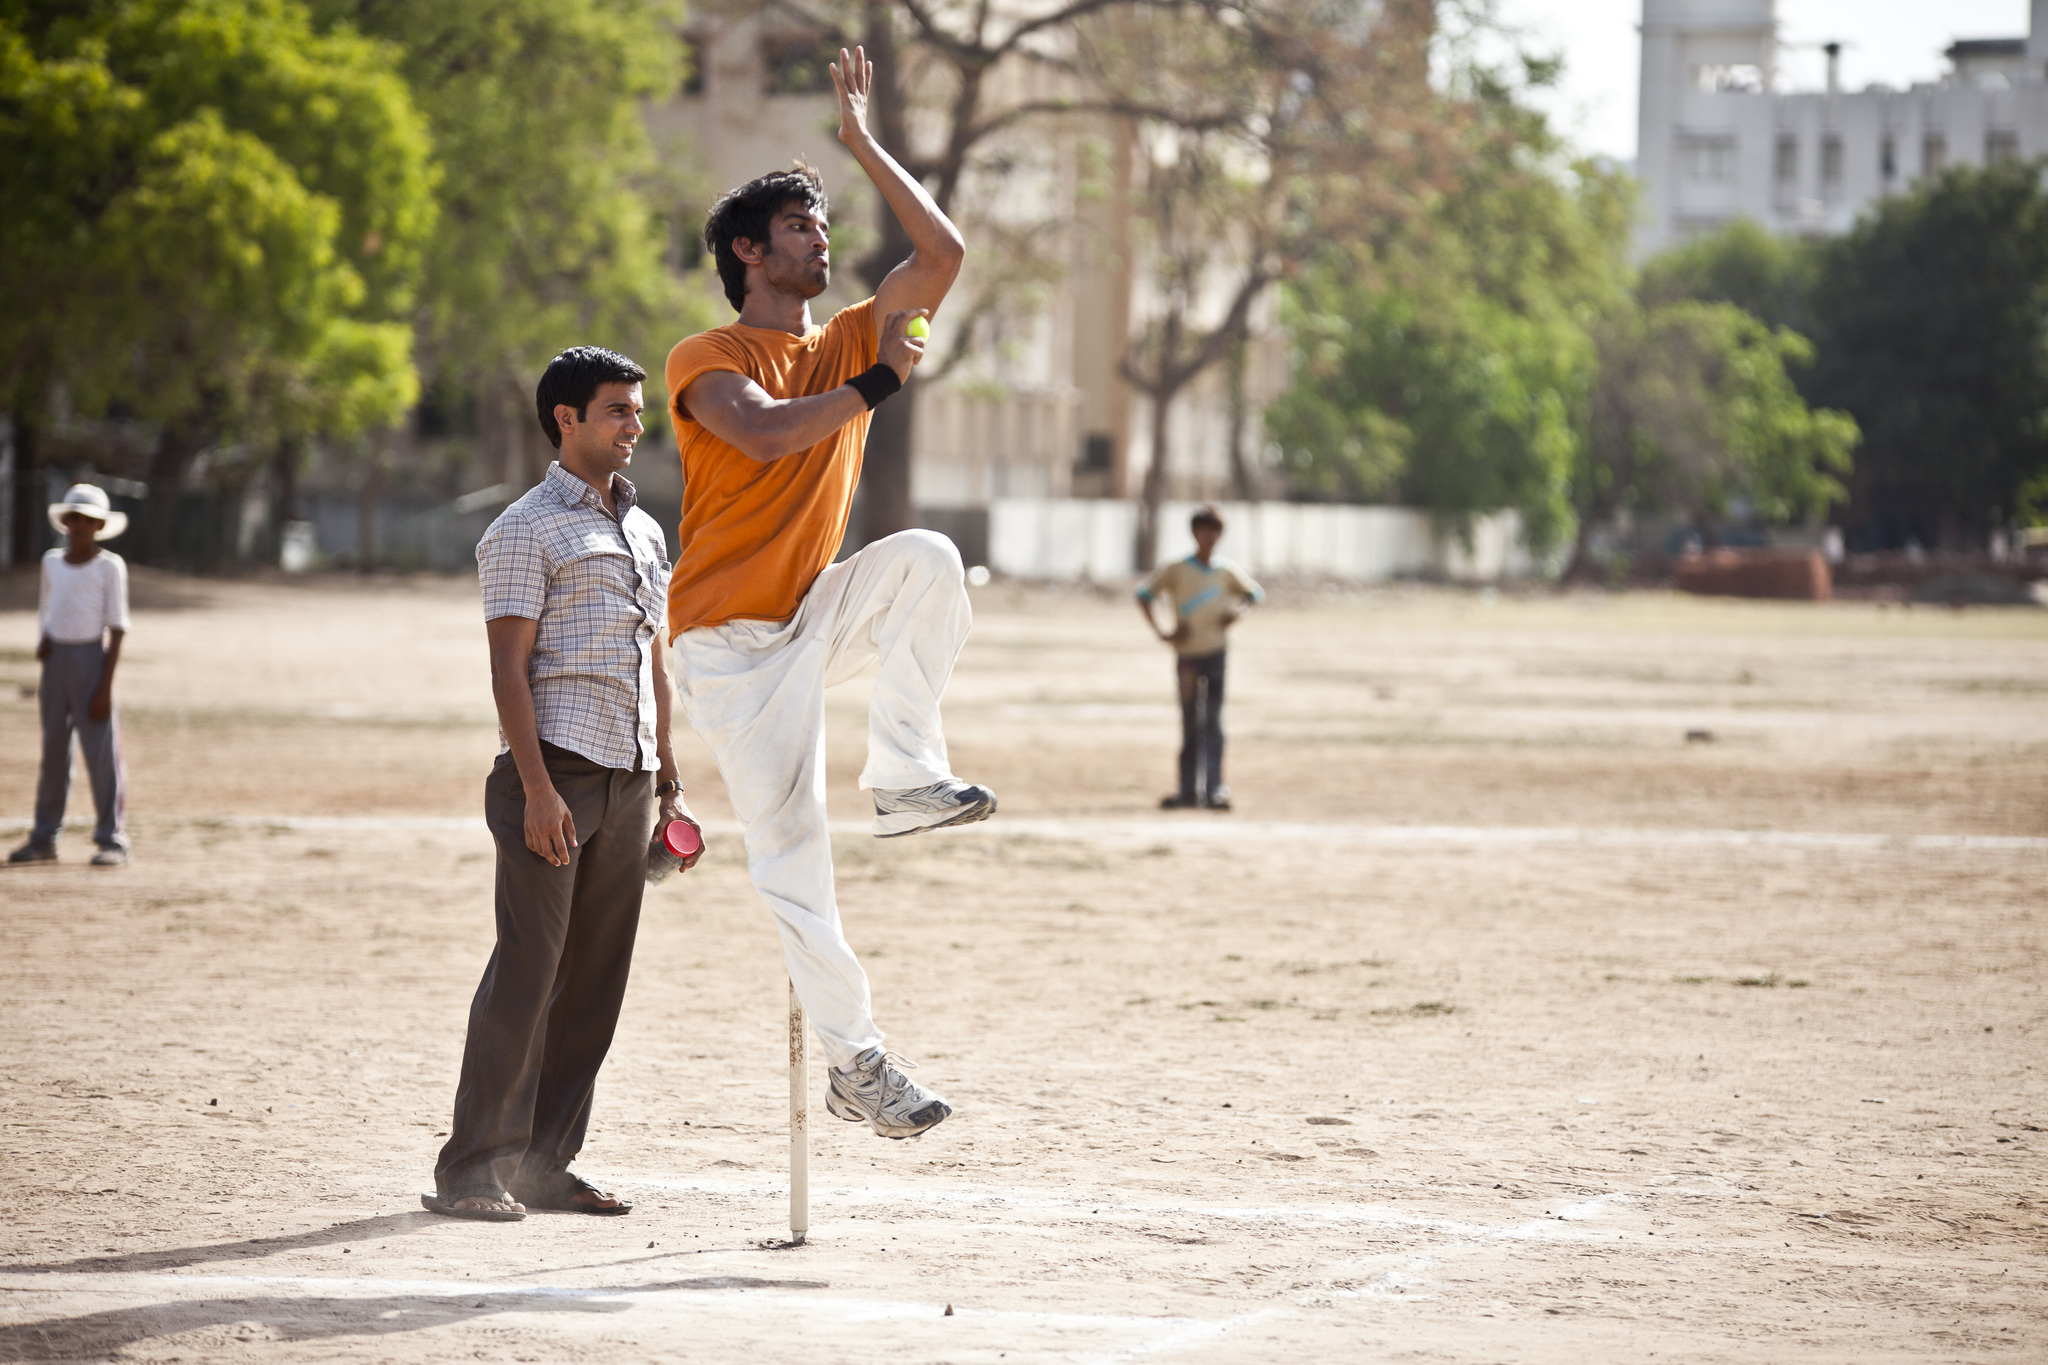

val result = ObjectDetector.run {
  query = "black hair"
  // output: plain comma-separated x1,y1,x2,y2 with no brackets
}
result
703,161,830,312
1191,504,1225,531
535,346,646,448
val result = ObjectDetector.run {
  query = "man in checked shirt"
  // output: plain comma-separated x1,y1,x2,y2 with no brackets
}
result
424,347,702,1222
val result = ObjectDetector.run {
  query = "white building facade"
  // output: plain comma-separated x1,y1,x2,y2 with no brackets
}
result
1636,0,2048,256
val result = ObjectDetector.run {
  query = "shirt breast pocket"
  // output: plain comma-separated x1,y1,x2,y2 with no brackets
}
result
551,539,634,608
637,554,671,623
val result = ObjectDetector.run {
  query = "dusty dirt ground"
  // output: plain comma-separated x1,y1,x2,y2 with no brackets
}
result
0,569,2043,1363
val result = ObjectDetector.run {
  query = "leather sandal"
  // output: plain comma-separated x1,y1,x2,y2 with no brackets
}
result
516,1174,632,1216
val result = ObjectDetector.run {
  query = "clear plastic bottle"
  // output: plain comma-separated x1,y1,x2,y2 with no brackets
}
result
646,819,702,885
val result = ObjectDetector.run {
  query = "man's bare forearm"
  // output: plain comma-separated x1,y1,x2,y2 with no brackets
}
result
730,387,870,460
650,632,678,783
1136,597,1166,639
845,130,964,270
490,661,556,797
686,373,871,462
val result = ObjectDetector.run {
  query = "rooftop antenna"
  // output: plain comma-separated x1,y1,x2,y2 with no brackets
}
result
1781,38,1857,94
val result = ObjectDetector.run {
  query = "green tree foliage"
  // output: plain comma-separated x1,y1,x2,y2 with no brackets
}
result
309,0,710,466
0,0,436,553
1801,160,2048,545
1569,302,1855,576
1267,57,1630,554
1273,52,1859,572
1636,216,1815,336
1095,0,1460,567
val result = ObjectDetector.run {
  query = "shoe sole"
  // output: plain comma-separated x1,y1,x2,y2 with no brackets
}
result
872,792,996,839
824,1089,953,1139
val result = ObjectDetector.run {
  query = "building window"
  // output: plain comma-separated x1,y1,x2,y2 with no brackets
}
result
1821,136,1843,184
1773,135,1797,208
1078,432,1113,473
1924,134,1947,177
1681,135,1737,183
1694,63,1764,93
1987,130,2020,163
1880,136,1896,182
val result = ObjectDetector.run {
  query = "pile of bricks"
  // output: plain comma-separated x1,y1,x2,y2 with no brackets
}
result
1674,548,1832,601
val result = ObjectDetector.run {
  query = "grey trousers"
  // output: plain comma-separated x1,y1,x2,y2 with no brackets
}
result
33,641,127,850
434,743,654,1203
1174,649,1227,803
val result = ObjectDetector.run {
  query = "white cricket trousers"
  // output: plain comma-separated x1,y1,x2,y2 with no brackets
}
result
673,529,971,1068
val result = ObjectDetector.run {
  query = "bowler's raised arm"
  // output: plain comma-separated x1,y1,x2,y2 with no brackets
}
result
830,46,965,332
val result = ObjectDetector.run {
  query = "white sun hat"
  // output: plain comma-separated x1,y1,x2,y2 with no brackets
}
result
48,483,129,541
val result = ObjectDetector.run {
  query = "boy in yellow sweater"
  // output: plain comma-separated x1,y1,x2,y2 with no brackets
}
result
1134,505,1263,810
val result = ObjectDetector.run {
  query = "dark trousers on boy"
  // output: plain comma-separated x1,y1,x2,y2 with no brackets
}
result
435,742,654,1205
33,641,127,852
1175,649,1228,805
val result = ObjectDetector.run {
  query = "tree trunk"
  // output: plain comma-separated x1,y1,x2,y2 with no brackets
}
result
1135,387,1175,572
1559,518,1599,585
858,372,916,549
274,437,303,523
144,422,203,567
7,408,39,568
358,452,385,572
849,0,919,552
1225,337,1257,501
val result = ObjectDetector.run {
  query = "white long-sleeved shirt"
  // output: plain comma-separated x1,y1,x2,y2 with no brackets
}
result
39,548,130,644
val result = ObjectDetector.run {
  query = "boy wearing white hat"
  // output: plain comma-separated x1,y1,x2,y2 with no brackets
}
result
9,484,131,866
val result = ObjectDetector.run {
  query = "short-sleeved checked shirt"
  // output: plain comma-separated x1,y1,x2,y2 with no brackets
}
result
477,462,671,771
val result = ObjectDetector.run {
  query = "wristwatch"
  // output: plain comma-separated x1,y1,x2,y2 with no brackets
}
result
655,779,683,797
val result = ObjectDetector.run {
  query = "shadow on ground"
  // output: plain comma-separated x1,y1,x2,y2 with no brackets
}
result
8,1213,437,1275
0,1290,629,1360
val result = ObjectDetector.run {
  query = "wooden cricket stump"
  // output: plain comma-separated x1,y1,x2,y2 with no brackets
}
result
788,980,808,1245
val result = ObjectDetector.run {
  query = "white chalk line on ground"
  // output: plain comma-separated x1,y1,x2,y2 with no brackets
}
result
626,1177,1645,1252
9,814,2043,851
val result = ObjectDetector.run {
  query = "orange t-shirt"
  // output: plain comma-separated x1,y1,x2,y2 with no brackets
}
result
663,298,878,634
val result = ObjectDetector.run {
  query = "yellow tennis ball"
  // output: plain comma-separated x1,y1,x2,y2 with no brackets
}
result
907,316,930,339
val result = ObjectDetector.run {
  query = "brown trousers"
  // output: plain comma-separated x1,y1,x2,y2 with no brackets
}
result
434,743,654,1202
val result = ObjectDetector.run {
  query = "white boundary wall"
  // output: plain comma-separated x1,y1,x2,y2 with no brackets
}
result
987,499,1549,583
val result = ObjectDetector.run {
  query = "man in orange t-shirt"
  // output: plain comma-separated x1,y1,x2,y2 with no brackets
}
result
663,47,989,1142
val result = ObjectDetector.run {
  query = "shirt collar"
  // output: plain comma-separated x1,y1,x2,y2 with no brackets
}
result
544,461,637,519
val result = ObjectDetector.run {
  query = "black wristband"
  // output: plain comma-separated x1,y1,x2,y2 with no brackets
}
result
845,363,903,411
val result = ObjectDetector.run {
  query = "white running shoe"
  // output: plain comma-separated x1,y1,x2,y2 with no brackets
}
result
826,1048,953,1139
872,778,997,838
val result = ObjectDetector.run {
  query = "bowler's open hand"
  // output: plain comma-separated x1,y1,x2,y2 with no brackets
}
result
831,46,874,148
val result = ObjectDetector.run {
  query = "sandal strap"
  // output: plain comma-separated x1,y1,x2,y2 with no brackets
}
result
521,1170,610,1201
